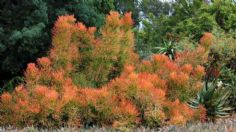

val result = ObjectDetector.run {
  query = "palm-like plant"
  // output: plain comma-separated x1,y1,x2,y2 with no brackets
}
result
154,41,180,60
188,82,233,119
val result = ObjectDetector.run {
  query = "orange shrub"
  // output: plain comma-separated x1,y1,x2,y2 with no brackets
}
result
176,46,207,67
112,99,140,128
139,48,207,102
85,11,138,87
165,99,195,125
200,32,214,49
0,12,210,128
108,71,167,127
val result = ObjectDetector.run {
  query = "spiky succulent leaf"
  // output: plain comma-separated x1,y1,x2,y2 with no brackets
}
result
188,82,232,119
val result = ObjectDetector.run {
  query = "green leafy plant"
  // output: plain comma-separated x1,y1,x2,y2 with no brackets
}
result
218,67,236,109
1,76,24,93
155,41,180,60
189,82,233,119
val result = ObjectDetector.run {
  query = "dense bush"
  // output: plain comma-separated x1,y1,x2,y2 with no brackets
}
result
0,12,219,129
207,31,236,110
0,12,137,128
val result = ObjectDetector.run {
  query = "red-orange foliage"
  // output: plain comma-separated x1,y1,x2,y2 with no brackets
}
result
0,12,210,128
87,11,138,87
119,100,139,116
111,99,140,127
106,11,122,27
62,79,78,103
199,105,207,122
25,63,39,79
121,12,134,27
181,64,193,74
194,65,206,79
1,93,12,103
165,99,195,125
139,45,207,102
37,57,51,68
200,32,214,49
176,46,207,67
169,72,189,86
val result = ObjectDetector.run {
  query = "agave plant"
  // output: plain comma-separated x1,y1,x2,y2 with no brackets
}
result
188,82,233,119
154,41,180,60
218,67,236,109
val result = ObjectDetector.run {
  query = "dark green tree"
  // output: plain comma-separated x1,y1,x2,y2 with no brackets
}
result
0,0,49,84
0,0,114,89
47,0,114,28
211,0,236,32
140,0,172,18
114,0,139,25
136,0,173,58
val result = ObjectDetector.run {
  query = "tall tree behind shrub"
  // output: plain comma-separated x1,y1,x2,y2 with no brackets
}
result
114,0,139,25
0,0,114,88
0,0,49,81
136,0,236,58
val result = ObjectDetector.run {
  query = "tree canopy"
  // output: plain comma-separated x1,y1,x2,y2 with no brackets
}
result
0,0,114,87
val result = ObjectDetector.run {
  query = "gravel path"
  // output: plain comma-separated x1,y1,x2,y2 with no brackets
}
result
0,115,236,132
161,117,236,132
